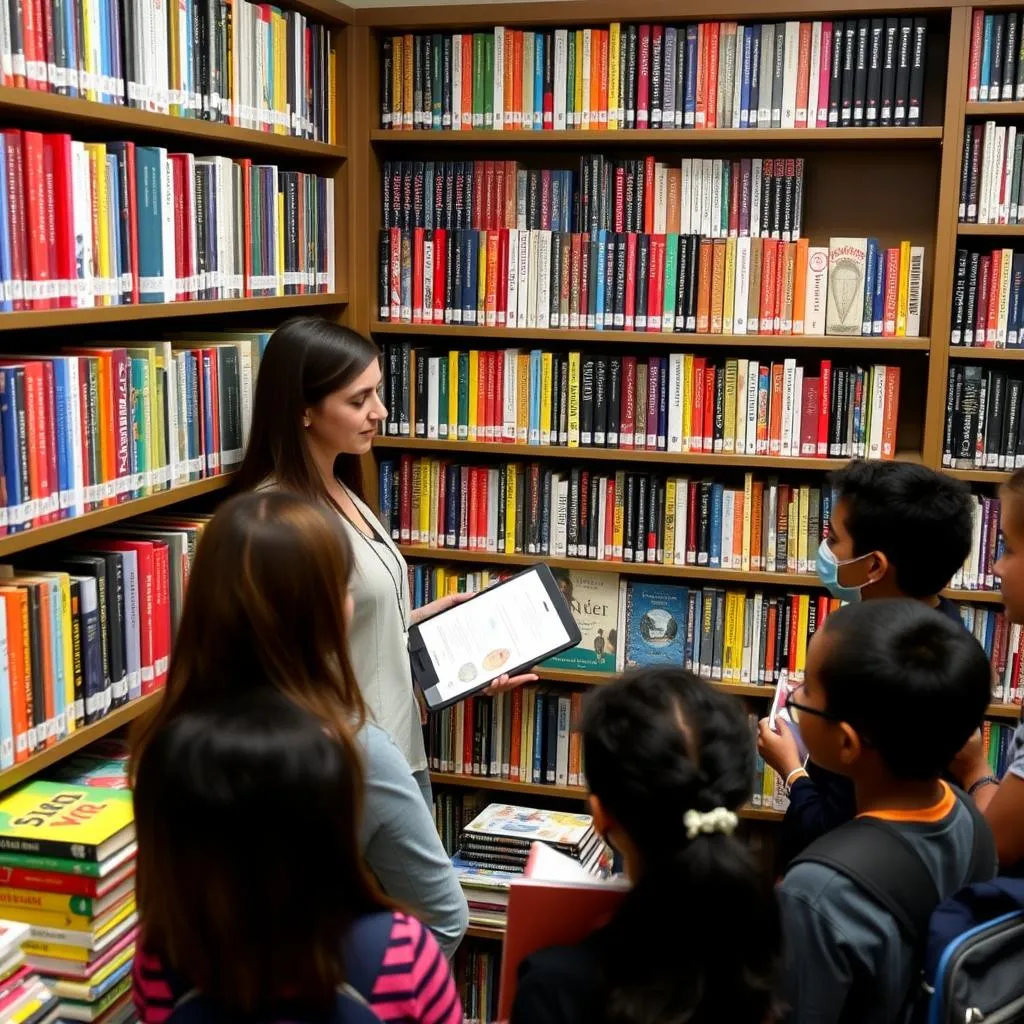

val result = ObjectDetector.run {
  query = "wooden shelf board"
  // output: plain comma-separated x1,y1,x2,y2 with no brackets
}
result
376,436,866,471
0,691,162,793
987,703,1022,720
371,322,932,350
958,223,1024,236
370,127,942,145
0,292,347,332
0,476,233,558
539,665,776,698
944,467,1010,483
943,588,1003,604
466,925,505,941
948,348,1024,360
966,101,1024,117
0,88,347,159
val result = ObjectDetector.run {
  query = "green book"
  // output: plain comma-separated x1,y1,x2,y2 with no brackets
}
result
437,353,450,439
566,31,576,127
484,33,494,128
431,34,443,128
473,33,485,127
128,356,148,498
457,351,470,439
664,233,679,329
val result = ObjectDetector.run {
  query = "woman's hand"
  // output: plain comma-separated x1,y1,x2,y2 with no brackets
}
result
483,671,539,696
756,717,803,779
409,591,475,626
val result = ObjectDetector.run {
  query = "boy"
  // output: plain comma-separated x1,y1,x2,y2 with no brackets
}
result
758,460,975,861
779,600,994,1024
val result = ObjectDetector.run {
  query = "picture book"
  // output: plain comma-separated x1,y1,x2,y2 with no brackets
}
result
542,569,620,673
0,783,134,863
617,580,687,670
46,739,130,790
463,804,594,851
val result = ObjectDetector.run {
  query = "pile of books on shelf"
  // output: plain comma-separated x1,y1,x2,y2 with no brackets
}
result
0,780,137,1024
950,248,1024,349
959,123,1024,227
953,493,1004,594
955,602,1024,705
0,920,58,1024
380,19,929,132
0,133,335,312
942,365,1024,472
2,0,336,141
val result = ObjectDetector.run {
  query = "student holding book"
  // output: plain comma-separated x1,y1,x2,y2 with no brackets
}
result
950,467,1024,873
756,459,975,862
133,691,462,1024
130,491,468,962
511,668,781,1024
779,600,994,1023
236,317,536,805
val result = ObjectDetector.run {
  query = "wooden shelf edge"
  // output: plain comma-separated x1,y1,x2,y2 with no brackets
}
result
370,322,932,349
0,88,347,158
0,292,347,332
948,348,1024,360
944,468,1010,483
0,691,162,793
0,475,234,558
966,101,1024,116
942,588,1003,604
370,127,942,144
465,925,505,941
957,223,1024,236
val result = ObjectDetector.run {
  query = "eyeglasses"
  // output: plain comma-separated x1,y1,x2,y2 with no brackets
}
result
785,684,839,725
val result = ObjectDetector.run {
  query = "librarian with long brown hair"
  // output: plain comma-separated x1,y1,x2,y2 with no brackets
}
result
236,317,535,803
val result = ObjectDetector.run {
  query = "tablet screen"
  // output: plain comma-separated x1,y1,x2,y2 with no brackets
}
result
416,569,572,706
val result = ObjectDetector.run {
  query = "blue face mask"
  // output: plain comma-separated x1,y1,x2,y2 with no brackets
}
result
816,539,870,604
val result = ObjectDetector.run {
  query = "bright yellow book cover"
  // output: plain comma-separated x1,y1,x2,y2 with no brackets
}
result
896,240,911,336
797,485,810,572
516,353,530,442
0,783,133,862
428,460,440,547
574,31,585,121
53,945,134,1001
468,350,480,441
664,479,676,566
612,470,626,559
723,360,738,452
409,461,421,543
682,353,694,451
723,593,739,681
505,465,517,555
419,458,432,541
795,594,810,681
540,352,553,444
608,23,621,129
567,351,581,446
723,236,737,333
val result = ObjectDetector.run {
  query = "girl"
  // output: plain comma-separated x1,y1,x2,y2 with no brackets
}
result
511,668,781,1024
133,690,462,1024
951,467,1024,871
130,491,467,959
236,317,535,803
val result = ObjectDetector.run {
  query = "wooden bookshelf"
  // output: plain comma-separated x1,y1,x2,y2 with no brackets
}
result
947,348,1024,360
466,925,505,942
957,223,1024,235
0,691,162,794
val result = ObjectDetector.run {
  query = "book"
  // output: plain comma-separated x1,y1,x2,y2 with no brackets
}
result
618,580,686,668
541,569,619,672
825,237,868,335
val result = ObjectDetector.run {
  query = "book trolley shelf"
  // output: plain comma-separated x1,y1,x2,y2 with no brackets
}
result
0,0,359,794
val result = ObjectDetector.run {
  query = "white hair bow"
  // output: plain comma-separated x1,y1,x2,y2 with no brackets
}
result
683,807,739,840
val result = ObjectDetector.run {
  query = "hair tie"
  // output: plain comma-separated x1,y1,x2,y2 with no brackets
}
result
683,807,739,840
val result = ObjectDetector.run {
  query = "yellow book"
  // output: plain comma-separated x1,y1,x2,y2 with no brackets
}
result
403,34,414,127
723,359,738,452
468,350,480,441
612,470,626,559
81,0,96,102
574,30,585,119
9,984,53,1024
52,945,135,1001
797,484,810,573
567,351,581,446
0,901,95,930
23,898,136,962
448,351,459,436
540,352,554,444
521,685,535,782
277,13,288,134
505,464,517,555
896,240,911,336
85,145,110,307
723,236,737,333
167,0,180,117
410,461,421,543
788,491,799,572
733,592,747,681
419,458,432,542
681,353,694,450
392,37,404,129
608,23,621,130
734,358,748,453
516,353,530,442
795,593,810,682
722,593,738,682
664,478,676,566
429,459,440,547
742,472,753,572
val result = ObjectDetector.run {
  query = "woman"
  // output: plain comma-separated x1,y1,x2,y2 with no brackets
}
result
133,691,462,1024
236,317,536,802
130,491,467,959
511,668,781,1024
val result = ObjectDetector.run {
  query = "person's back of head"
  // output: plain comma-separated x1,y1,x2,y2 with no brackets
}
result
799,600,990,785
134,690,387,1020
582,668,780,1024
819,459,973,601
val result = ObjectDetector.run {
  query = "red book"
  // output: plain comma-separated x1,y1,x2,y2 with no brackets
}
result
22,0,42,90
643,155,655,234
687,481,699,561
476,350,488,442
494,352,506,442
398,455,412,541
41,138,60,309
800,376,820,456
881,366,900,460
705,22,720,129
620,356,636,450
645,359,658,451
151,540,170,688
647,234,664,331
624,232,637,330
170,157,187,301
636,25,651,128
21,132,52,310
432,227,446,324
21,363,46,526
484,160,496,230
975,254,991,344
496,228,508,325
694,24,707,126
112,348,130,501
44,134,76,310
569,232,582,328
702,365,715,451
818,360,832,457
795,22,812,127
691,357,705,451
388,226,401,320
540,169,551,229
472,161,484,229
509,688,523,779
759,239,778,335
3,132,27,311
968,10,984,101
613,166,626,233
987,248,1002,346
207,349,222,476
412,226,424,323
462,697,474,768
883,247,901,336
818,23,833,126
579,231,590,326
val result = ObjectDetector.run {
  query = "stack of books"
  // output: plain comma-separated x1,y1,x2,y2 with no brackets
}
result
0,781,137,1024
0,920,58,1024
451,855,516,931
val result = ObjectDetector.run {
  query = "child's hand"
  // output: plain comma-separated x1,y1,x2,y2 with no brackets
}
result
757,717,803,779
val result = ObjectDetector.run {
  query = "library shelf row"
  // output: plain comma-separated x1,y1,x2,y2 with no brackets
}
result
370,322,933,351
0,293,348,333
369,127,944,146
428,771,785,821
947,349,1024,361
957,224,1024,237
0,476,235,560
0,690,162,794
0,88,348,162
376,437,893,472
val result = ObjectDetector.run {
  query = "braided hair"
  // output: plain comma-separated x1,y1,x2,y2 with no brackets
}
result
582,668,782,1024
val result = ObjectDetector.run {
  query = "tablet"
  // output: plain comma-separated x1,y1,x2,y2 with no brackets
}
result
409,564,581,711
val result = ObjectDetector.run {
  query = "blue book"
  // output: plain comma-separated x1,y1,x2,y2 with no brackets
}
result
685,26,698,125
533,33,544,130
664,27,677,126
550,173,562,231
529,350,542,443
379,460,394,528
562,171,574,230
623,581,687,668
135,147,165,303
740,26,753,127
0,368,24,533
532,691,545,781
982,16,994,100
595,230,607,330
445,465,458,544
0,136,11,313
657,356,668,449
63,0,78,98
709,483,724,568
851,369,863,454
872,248,886,336
749,27,761,127
863,239,878,335
97,0,109,102
683,590,697,670
51,359,70,517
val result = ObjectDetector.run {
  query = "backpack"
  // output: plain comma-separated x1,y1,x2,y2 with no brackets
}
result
167,911,394,1024
791,794,999,1024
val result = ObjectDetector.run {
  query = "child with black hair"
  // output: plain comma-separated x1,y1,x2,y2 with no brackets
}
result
779,600,995,1024
758,459,976,862
511,668,781,1024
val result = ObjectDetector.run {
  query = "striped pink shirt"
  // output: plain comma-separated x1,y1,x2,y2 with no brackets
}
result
132,911,463,1024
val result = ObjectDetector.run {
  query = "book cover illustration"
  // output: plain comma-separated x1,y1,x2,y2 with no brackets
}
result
542,569,619,673
826,237,868,335
464,804,594,848
620,581,687,669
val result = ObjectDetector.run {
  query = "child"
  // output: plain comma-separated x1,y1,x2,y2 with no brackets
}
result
779,600,994,1024
133,691,462,1024
758,459,975,861
512,668,781,1024
950,467,1024,871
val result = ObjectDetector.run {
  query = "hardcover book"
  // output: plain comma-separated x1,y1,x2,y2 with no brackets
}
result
542,569,620,673
618,580,687,670
825,237,868,335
